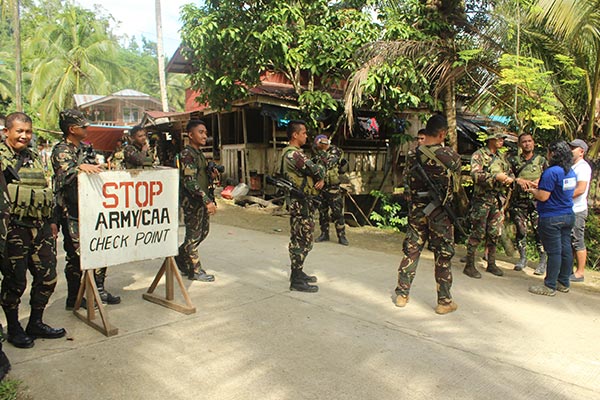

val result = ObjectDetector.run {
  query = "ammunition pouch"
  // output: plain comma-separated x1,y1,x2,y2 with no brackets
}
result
7,184,53,220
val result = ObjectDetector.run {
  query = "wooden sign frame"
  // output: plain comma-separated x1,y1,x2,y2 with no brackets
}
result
143,257,196,314
72,270,118,336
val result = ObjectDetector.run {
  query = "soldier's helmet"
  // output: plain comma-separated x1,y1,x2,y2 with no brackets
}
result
59,109,90,128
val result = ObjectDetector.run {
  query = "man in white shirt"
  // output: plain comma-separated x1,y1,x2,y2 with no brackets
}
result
569,139,592,282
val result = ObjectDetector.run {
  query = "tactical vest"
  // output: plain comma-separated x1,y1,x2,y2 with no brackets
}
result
516,155,544,181
514,154,545,201
181,146,209,195
281,146,317,196
474,149,511,196
0,146,53,220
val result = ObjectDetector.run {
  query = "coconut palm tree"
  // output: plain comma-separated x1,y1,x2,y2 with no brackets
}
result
528,0,600,139
24,3,123,127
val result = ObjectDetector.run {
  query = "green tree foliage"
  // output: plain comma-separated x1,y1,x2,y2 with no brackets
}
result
180,0,379,131
527,0,600,140
346,0,498,149
494,53,584,133
0,0,185,128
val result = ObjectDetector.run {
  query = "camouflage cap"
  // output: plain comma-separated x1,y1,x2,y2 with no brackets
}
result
484,126,507,141
59,109,90,127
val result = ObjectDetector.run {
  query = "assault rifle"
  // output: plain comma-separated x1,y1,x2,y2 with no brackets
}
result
411,162,467,238
266,175,305,200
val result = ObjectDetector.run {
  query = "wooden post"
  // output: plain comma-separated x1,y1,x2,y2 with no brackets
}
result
72,270,118,337
143,257,196,314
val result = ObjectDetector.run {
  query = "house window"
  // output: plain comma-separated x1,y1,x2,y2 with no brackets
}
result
123,107,140,123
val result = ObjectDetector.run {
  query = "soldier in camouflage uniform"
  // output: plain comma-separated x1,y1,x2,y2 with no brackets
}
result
281,121,325,293
0,149,11,377
508,133,547,272
52,109,121,309
0,112,66,349
174,120,217,282
123,125,158,169
107,138,125,170
464,129,514,279
394,115,461,314
313,134,349,246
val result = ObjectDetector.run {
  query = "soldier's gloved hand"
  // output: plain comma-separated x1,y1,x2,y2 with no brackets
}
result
314,179,325,190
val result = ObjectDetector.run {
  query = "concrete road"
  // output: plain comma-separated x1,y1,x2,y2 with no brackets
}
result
5,222,600,400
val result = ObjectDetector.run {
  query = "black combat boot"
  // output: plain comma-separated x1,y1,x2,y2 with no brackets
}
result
514,244,527,271
338,234,349,246
0,341,11,382
95,270,121,304
290,269,319,292
486,245,504,276
188,269,215,282
298,269,318,283
315,231,329,242
463,252,481,279
4,309,34,349
26,309,66,339
98,287,121,304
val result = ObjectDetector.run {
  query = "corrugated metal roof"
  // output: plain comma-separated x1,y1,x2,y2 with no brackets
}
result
73,94,103,107
112,89,150,97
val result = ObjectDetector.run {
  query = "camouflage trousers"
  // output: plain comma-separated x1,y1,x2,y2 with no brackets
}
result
288,198,315,270
317,187,346,238
395,204,455,305
0,220,57,311
509,201,543,253
59,212,107,298
178,197,210,274
467,196,504,259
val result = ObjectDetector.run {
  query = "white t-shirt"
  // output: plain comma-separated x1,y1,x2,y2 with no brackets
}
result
572,158,592,213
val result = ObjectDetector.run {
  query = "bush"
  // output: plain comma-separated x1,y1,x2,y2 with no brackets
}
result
585,211,600,271
369,190,407,232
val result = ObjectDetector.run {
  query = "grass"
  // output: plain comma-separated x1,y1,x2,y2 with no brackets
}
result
0,379,31,400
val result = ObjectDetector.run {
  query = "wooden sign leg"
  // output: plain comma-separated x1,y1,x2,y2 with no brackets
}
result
143,257,196,314
73,270,119,336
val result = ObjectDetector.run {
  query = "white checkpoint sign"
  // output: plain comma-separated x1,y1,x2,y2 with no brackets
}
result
79,168,179,269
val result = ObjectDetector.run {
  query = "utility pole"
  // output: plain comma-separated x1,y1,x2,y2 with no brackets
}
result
155,0,169,112
14,0,23,112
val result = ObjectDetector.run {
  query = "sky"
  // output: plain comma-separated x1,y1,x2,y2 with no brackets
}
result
74,0,197,57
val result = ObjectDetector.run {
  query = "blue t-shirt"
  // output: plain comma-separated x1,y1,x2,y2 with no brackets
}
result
537,165,577,217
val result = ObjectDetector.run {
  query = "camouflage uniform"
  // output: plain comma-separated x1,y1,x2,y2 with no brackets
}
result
123,142,156,169
313,145,348,242
108,145,124,170
176,145,212,277
395,145,461,305
51,138,109,304
466,146,514,272
508,152,547,268
281,145,324,272
0,143,57,313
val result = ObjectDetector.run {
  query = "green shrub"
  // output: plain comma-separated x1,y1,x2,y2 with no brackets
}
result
585,211,600,271
369,190,407,232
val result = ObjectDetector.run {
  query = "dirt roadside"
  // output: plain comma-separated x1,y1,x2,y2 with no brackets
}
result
212,198,600,292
